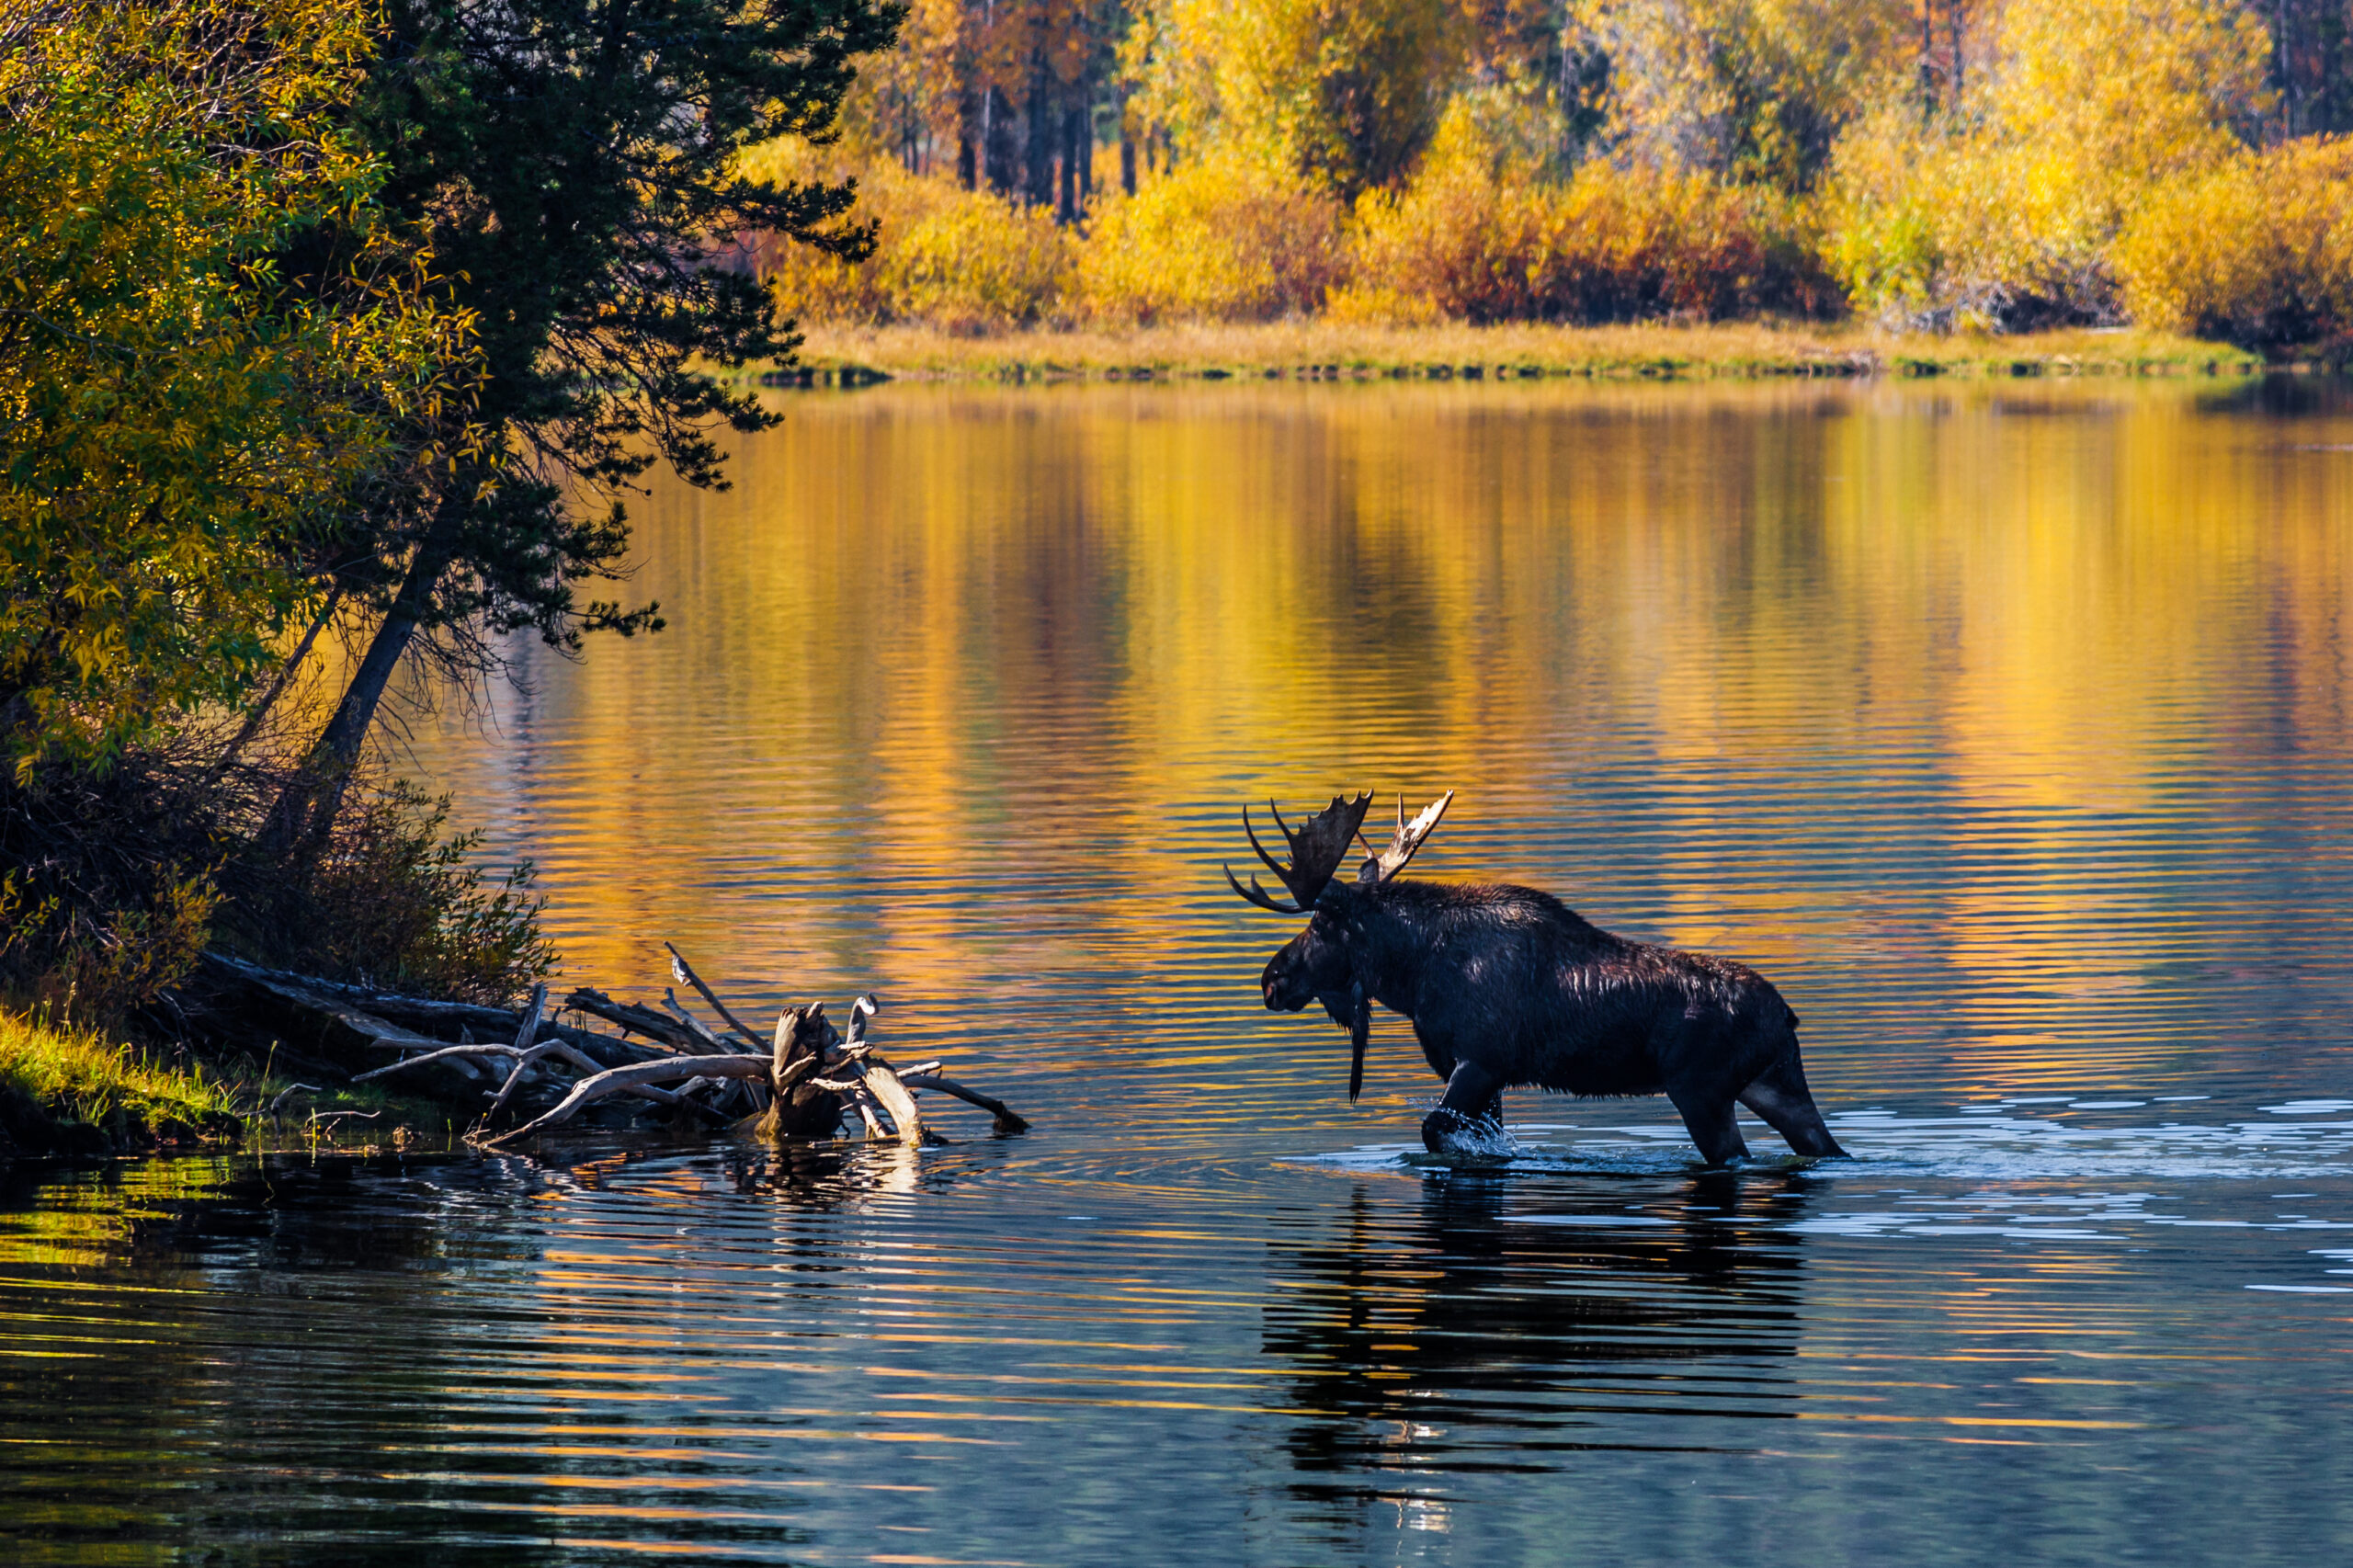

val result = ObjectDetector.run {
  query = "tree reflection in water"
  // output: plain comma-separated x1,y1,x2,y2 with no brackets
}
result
1262,1169,1818,1494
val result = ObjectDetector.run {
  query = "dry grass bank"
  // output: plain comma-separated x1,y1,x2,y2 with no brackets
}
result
776,322,2265,385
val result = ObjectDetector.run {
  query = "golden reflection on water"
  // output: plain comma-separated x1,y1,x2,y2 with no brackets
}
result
12,370,2353,1568
407,378,2353,1110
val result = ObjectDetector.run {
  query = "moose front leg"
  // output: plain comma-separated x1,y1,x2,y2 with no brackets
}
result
1421,1059,1506,1154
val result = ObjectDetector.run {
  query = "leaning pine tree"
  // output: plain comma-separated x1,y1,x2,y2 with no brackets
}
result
271,0,903,844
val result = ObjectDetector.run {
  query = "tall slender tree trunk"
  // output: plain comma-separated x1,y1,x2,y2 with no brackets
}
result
1060,106,1086,219
261,513,458,852
1920,0,1936,119
206,584,343,784
980,85,996,188
312,537,450,770
1023,57,1055,207
1951,0,1964,99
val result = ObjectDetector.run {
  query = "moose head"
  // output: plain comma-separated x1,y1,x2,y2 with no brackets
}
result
1225,790,1452,1100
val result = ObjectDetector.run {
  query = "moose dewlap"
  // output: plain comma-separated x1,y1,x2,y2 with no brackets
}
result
1226,790,1847,1165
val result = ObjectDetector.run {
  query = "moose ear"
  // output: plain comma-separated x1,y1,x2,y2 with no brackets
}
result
1313,881,1358,915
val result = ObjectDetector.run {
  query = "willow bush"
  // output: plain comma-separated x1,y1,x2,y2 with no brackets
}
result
1076,154,1347,323
1336,109,1835,324
890,192,1074,331
1820,0,2272,329
2115,137,2353,350
741,142,1074,329
0,0,469,778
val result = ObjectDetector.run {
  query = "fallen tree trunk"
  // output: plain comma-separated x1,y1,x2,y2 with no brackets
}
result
185,949,1029,1151
477,1053,781,1149
199,954,654,1074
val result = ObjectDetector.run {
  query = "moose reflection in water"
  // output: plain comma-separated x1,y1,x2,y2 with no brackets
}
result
1262,1171,1814,1483
1228,791,1847,1165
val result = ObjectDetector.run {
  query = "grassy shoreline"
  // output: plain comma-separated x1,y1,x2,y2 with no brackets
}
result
766,321,2283,386
0,1009,246,1156
0,1008,445,1159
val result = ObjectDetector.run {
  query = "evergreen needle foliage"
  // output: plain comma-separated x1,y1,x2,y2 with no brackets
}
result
286,0,905,825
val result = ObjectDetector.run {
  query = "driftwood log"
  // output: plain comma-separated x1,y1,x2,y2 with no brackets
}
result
191,950,1028,1150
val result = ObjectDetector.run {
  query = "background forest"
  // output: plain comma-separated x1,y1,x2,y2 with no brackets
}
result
756,0,2353,348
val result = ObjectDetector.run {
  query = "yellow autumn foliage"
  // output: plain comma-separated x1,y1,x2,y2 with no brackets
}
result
741,3,2353,348
1337,107,1834,324
889,193,1075,331
0,0,473,773
2116,136,2353,349
1076,153,1347,323
738,144,1074,329
1820,0,2272,327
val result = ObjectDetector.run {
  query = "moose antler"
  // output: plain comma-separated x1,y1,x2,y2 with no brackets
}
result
1356,791,1453,885
1224,792,1374,914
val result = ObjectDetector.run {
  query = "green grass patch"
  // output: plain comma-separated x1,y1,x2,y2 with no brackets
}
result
0,1008,461,1155
0,1007,244,1147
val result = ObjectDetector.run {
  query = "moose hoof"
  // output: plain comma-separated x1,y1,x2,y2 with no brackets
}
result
1421,1106,1513,1159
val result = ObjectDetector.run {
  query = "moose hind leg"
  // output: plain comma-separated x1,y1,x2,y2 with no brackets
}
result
1666,1085,1750,1168
1737,1054,1848,1159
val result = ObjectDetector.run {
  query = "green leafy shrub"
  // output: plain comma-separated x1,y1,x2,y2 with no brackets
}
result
0,0,474,778
223,780,555,1006
3,744,554,1025
0,755,220,1022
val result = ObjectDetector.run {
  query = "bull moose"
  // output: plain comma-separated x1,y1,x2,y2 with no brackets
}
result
1226,790,1847,1165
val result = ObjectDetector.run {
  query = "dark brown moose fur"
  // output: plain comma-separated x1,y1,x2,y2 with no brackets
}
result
1233,793,1847,1165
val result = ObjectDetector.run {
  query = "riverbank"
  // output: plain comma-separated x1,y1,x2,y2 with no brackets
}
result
0,1008,442,1158
767,322,2277,387
0,1009,247,1156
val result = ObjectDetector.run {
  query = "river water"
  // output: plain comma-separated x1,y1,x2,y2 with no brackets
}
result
6,378,2353,1564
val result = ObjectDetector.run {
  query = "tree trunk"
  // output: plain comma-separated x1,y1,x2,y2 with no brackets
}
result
315,537,450,770
1950,0,1964,99
980,85,998,189
1919,0,1936,119
261,519,456,851
1059,106,1083,221
1023,58,1054,207
206,584,342,782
